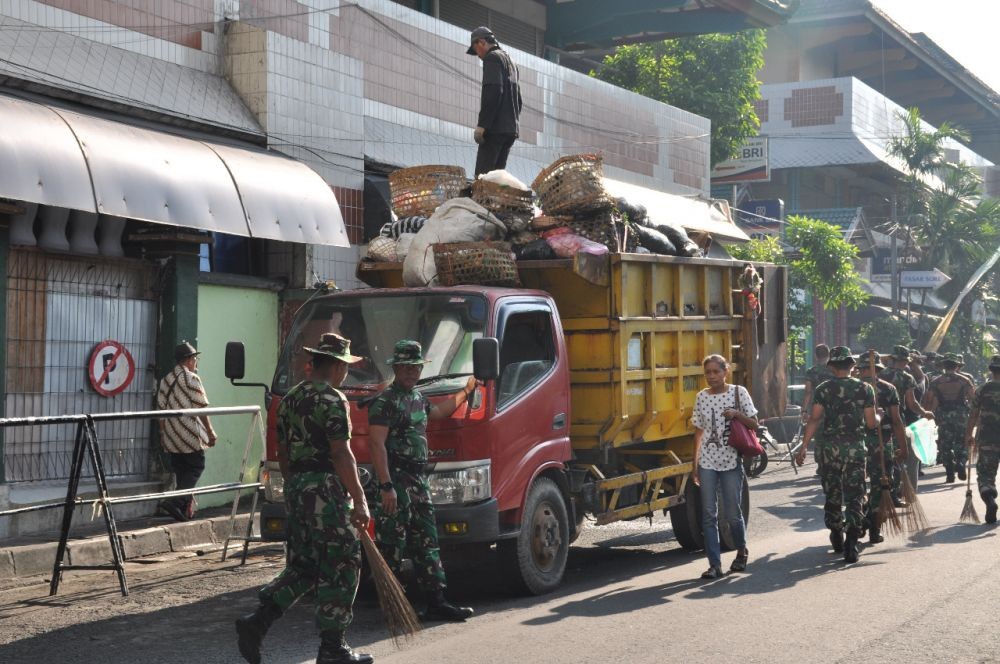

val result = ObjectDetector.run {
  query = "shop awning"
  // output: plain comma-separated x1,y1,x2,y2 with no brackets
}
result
603,178,750,242
0,94,348,246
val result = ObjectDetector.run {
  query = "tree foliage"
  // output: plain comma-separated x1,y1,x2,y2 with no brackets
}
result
593,30,766,167
784,216,869,311
858,316,911,352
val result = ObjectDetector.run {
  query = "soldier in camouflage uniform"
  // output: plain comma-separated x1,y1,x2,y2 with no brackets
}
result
967,355,1000,523
797,347,877,563
925,353,976,484
880,345,933,497
802,345,834,471
857,354,907,544
236,334,372,664
368,340,475,622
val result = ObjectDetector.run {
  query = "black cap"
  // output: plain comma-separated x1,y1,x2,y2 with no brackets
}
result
175,341,200,362
466,26,496,55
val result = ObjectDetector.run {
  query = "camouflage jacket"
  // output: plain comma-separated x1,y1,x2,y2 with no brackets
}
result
929,372,975,412
867,378,900,440
972,381,1000,446
805,364,835,390
880,367,918,423
368,383,432,463
277,380,352,475
814,377,876,445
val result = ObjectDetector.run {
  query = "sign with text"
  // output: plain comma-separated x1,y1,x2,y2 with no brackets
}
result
711,137,770,184
900,269,951,289
870,248,920,282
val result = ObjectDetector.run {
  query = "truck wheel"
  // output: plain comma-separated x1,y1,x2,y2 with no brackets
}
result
720,479,751,551
568,496,586,544
499,478,568,595
669,478,704,551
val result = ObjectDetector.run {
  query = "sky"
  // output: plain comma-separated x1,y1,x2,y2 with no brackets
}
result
873,0,1000,94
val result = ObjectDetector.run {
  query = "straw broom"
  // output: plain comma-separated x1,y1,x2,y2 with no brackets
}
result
869,351,902,536
359,528,421,644
901,472,930,533
960,445,980,524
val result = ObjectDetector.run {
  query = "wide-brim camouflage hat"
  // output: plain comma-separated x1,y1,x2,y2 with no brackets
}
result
827,346,856,364
387,339,428,365
856,352,884,371
303,333,362,364
990,354,1000,370
943,352,965,366
890,344,911,360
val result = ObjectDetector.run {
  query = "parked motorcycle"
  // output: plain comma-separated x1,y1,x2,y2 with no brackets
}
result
742,425,777,478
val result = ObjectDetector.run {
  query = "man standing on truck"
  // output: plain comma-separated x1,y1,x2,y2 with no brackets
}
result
796,347,877,563
467,26,522,177
368,340,476,622
236,333,372,664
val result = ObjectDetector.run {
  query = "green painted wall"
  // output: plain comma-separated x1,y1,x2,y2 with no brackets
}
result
195,284,278,508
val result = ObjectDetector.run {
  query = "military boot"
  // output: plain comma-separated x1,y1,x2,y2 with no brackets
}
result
946,466,956,483
844,529,861,564
422,590,474,622
957,464,967,481
868,523,883,544
235,600,283,664
983,490,998,525
829,529,844,553
316,631,373,664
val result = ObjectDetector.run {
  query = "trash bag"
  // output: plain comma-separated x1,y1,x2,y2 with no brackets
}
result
908,420,939,465
479,169,530,191
645,220,702,257
395,232,417,260
514,239,556,260
403,198,507,286
633,225,677,256
615,197,648,225
541,227,609,258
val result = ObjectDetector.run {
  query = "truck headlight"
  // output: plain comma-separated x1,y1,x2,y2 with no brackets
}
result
428,461,491,505
261,462,284,502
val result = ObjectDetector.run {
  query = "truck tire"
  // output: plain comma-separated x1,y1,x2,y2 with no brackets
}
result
719,479,751,551
499,478,569,595
669,478,704,551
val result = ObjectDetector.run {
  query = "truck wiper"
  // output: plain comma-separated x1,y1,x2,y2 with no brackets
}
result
416,373,472,386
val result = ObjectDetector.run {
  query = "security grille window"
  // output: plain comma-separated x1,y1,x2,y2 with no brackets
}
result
439,0,543,56
497,310,555,408
4,250,158,483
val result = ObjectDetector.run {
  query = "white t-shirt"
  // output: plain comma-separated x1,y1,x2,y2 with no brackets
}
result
691,385,758,471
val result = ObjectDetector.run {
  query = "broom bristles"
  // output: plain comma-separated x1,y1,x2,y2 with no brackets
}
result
359,528,421,644
901,473,930,533
877,479,903,537
960,489,981,524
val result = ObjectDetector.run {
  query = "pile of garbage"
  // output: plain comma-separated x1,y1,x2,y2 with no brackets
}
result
365,154,705,287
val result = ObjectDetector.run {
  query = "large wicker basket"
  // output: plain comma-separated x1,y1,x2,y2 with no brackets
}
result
471,179,533,216
532,154,611,215
433,241,519,287
389,165,467,217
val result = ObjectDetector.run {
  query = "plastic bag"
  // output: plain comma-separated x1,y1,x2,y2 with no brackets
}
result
634,225,677,256
514,239,556,260
644,220,702,257
479,169,530,191
402,198,506,286
907,419,939,466
541,227,609,258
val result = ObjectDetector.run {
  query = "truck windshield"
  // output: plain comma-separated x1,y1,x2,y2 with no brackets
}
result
272,293,488,396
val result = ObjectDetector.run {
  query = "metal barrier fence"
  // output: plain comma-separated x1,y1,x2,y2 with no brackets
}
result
0,405,266,597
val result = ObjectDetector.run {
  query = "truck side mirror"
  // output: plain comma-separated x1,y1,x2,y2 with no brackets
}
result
225,341,246,380
473,337,500,381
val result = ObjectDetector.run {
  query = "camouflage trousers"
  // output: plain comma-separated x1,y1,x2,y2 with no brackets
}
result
818,440,867,533
865,435,894,525
937,409,970,472
259,473,360,633
374,470,447,593
976,447,1000,498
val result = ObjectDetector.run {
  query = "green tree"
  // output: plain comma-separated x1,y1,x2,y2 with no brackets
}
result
858,316,911,352
593,30,766,167
784,216,869,311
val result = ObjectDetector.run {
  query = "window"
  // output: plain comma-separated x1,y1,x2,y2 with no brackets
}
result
497,309,555,408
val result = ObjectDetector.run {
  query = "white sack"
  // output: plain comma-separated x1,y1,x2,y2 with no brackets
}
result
395,232,417,260
479,169,530,191
402,198,506,286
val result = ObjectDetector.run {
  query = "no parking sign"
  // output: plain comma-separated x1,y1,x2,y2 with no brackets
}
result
88,340,136,397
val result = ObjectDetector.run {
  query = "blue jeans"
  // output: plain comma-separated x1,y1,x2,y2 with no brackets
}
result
699,465,747,569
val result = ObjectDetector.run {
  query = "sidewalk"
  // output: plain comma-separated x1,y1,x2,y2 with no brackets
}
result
0,504,255,582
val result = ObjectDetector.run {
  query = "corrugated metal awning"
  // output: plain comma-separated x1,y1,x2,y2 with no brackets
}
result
603,178,750,242
0,94,348,246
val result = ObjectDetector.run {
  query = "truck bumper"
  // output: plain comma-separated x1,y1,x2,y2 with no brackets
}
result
434,498,499,543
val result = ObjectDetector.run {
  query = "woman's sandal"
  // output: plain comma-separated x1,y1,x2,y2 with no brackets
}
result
700,566,723,580
730,551,749,572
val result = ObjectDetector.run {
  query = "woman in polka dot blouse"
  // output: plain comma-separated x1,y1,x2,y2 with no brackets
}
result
691,354,758,579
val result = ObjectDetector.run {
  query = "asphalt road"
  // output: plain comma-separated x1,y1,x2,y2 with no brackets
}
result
2,460,998,664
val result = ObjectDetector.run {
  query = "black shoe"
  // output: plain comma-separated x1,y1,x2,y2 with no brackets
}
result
162,501,189,522
984,493,998,524
946,470,956,484
316,631,373,664
957,465,968,481
829,530,844,553
868,526,883,544
844,530,860,564
236,602,282,664
422,590,474,622
918,468,926,477
892,497,907,508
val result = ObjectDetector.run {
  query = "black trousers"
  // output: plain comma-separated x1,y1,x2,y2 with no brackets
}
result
166,450,206,514
475,133,516,177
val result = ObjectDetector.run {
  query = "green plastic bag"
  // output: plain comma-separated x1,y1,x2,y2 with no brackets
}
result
908,419,938,465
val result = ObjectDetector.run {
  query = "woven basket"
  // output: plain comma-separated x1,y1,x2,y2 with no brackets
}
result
532,154,612,215
366,236,399,262
389,165,467,217
471,179,533,215
433,241,519,287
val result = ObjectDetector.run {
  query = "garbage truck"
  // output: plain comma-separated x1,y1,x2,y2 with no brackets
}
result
238,251,787,594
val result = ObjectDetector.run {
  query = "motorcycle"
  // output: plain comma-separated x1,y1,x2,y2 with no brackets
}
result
742,424,777,478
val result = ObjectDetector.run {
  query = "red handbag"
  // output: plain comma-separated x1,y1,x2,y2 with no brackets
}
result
727,386,764,457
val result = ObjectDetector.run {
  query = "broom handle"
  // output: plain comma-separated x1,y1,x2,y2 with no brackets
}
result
869,350,889,481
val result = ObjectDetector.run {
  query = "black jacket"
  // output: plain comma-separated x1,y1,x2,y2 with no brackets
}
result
477,46,522,137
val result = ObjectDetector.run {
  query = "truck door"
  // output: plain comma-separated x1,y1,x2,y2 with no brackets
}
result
491,301,570,512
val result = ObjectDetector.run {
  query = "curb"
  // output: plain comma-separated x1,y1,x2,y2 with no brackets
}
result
0,513,252,580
